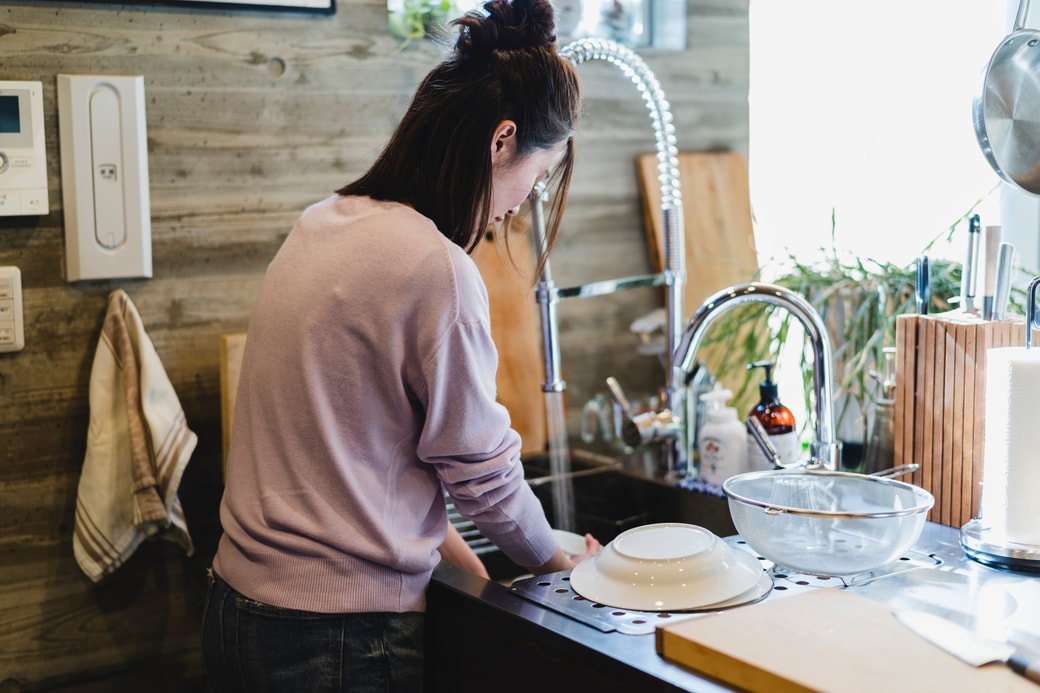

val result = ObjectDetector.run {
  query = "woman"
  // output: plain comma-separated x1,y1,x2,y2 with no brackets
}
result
201,0,598,690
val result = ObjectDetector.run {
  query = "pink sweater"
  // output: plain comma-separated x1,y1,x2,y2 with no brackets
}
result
213,195,557,613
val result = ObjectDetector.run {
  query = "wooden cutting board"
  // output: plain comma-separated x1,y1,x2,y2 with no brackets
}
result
472,221,547,455
656,588,1035,693
637,151,760,313
638,151,762,414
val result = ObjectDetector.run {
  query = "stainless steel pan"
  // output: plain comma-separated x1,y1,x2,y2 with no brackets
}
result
973,0,1040,195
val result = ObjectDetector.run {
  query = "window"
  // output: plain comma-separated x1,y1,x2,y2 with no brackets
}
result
748,2,1040,446
748,1,1030,274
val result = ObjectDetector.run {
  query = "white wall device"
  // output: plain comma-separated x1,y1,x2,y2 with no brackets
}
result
0,80,49,216
0,266,25,353
57,74,152,282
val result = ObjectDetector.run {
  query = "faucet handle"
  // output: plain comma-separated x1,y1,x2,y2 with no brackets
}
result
605,376,644,449
606,376,680,450
605,376,634,418
745,416,783,469
745,416,814,470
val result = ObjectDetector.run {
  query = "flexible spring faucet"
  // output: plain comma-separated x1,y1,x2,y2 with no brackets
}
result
558,38,685,384
530,38,687,470
533,41,841,475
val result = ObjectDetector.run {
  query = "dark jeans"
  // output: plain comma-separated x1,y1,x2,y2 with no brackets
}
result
201,569,425,692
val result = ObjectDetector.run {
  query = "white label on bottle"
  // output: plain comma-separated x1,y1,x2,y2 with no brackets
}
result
747,430,801,471
699,436,732,485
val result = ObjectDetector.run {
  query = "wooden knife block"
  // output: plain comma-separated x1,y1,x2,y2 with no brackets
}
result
894,313,1036,528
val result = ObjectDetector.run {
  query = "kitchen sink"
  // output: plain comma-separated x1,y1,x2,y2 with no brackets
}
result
468,446,737,581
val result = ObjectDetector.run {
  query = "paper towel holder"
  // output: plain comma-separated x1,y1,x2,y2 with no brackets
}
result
961,274,1040,572
1026,276,1040,349
961,520,1040,572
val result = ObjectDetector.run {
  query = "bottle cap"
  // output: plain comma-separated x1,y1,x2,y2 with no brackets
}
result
747,360,779,402
699,384,738,422
699,384,733,407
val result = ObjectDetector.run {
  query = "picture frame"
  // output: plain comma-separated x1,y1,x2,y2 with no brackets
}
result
180,0,334,11
387,0,683,51
80,0,335,14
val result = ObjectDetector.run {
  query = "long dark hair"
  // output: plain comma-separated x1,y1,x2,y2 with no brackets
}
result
338,0,580,275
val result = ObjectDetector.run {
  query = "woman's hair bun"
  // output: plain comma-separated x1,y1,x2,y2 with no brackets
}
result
453,0,558,57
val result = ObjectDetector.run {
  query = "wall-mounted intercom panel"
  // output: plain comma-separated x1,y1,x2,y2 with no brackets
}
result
57,74,152,282
0,80,49,216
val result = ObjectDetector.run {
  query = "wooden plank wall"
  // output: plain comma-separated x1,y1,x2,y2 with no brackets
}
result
0,0,749,689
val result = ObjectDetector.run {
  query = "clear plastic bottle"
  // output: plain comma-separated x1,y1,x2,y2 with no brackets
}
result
746,361,800,471
697,385,749,485
862,347,897,475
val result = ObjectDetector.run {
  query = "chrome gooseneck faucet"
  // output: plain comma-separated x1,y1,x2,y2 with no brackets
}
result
614,283,842,473
673,283,843,471
530,38,688,471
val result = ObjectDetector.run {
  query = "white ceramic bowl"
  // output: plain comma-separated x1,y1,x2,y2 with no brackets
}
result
569,522,763,611
552,529,587,557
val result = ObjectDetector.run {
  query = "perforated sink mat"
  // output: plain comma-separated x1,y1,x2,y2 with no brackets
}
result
508,536,941,636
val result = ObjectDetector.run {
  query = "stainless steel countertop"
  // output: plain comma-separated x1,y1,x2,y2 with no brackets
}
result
850,521,1040,651
431,520,1040,691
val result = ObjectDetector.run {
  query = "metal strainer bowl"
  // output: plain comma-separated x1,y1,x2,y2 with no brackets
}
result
722,469,935,576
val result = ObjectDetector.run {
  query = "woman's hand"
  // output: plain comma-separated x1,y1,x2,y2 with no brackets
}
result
526,532,601,575
572,532,601,565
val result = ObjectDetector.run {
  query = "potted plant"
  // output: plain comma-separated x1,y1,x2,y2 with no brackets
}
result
388,0,459,49
698,207,1031,466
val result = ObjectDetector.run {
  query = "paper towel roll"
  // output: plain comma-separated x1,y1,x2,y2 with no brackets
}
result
981,347,1040,545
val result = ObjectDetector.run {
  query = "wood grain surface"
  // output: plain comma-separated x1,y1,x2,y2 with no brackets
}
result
472,223,549,455
0,1,749,688
893,314,1036,528
657,588,1038,693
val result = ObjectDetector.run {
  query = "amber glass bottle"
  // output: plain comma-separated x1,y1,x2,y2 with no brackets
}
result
746,361,799,470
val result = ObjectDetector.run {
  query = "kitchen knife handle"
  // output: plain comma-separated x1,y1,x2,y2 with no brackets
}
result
962,215,981,312
982,225,1001,319
1008,649,1040,684
916,255,930,315
1029,277,1040,350
993,242,1015,321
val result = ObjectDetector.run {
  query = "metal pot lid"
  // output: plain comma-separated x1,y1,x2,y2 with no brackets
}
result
975,12,1040,194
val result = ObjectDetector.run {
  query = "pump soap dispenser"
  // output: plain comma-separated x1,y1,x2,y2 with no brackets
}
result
746,361,799,471
697,385,748,485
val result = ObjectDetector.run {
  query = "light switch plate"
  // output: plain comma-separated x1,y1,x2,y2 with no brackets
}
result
0,266,25,352
57,74,152,282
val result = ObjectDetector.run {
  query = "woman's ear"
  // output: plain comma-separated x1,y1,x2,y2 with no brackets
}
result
490,120,518,163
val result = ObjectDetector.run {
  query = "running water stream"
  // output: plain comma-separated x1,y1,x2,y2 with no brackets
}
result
543,391,575,532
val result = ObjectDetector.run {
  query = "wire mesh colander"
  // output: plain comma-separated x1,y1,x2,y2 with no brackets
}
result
723,470,935,576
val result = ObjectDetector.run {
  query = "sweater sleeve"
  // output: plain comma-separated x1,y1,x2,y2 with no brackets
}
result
415,253,557,570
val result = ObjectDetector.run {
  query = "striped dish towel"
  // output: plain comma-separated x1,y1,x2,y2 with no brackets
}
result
73,289,197,582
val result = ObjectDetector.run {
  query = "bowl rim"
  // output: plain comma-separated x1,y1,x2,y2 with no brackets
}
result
569,540,766,610
722,469,935,520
